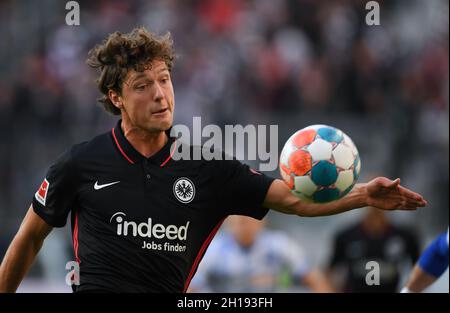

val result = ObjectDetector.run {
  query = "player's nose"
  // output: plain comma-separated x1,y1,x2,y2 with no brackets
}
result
153,82,164,102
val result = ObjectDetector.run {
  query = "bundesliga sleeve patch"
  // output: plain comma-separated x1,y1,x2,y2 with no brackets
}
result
35,178,50,206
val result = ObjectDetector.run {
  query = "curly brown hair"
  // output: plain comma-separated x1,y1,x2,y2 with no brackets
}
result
87,27,176,115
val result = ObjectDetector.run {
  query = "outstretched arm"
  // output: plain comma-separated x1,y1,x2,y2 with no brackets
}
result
263,177,427,217
0,205,53,292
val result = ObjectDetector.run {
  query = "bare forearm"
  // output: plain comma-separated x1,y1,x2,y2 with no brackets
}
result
295,184,367,217
0,206,52,293
404,265,438,292
0,233,43,292
265,180,368,217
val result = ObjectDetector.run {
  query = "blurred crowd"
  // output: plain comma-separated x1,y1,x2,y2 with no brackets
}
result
0,0,448,291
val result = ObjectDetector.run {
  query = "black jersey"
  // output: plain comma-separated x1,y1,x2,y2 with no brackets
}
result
329,223,419,292
32,120,274,293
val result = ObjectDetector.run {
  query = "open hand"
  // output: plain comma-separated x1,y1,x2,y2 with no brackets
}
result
365,177,427,211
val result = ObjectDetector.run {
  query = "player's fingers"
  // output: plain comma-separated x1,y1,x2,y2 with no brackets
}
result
403,195,427,207
402,201,419,210
380,196,405,210
393,199,417,210
405,198,424,208
415,198,427,206
384,192,424,210
398,185,425,202
385,196,422,210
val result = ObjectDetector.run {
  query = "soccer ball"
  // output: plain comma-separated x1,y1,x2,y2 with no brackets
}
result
279,125,361,203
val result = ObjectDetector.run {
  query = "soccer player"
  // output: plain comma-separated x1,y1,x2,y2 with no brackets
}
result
0,27,426,293
327,207,420,292
401,229,449,293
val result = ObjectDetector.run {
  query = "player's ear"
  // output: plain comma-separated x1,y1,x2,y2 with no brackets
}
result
108,89,123,110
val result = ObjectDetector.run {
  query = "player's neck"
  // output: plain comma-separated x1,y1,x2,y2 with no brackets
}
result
121,119,168,159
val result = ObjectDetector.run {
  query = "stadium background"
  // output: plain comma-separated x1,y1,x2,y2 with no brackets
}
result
0,0,448,292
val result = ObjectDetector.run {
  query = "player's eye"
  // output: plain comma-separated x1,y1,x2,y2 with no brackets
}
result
134,83,149,91
160,78,170,84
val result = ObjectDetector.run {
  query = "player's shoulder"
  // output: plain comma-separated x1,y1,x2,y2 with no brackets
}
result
176,141,230,161
173,140,238,172
68,129,115,162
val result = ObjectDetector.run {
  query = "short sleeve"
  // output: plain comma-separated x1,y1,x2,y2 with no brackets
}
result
32,148,78,227
418,231,449,277
218,158,275,220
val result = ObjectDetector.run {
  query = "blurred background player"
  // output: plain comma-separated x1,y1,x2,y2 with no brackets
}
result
327,207,420,292
402,228,449,293
190,215,333,293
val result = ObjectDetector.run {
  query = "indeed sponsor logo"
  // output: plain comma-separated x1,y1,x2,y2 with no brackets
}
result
110,212,190,241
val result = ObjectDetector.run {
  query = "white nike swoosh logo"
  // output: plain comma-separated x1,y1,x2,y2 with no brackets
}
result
94,181,120,190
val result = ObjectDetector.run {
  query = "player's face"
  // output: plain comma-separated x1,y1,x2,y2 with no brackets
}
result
120,60,175,133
